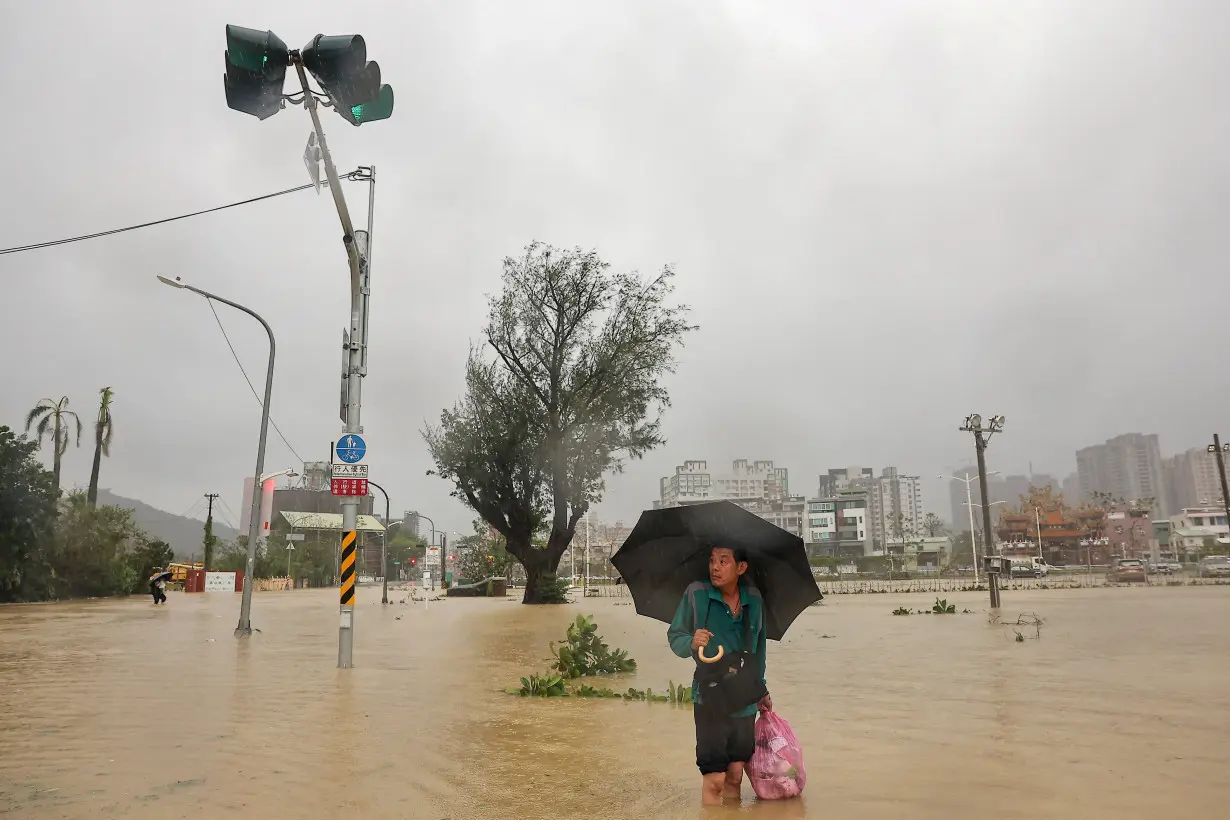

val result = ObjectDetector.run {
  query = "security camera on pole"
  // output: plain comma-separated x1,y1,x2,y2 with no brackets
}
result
222,24,394,668
959,414,1006,609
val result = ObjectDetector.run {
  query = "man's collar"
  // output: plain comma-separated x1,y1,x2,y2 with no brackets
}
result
706,582,751,606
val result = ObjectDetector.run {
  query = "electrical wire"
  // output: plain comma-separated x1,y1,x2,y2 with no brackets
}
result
205,298,305,464
0,171,363,256
216,498,240,531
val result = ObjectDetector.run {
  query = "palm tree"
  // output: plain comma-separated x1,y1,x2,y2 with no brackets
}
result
24,396,83,496
86,386,115,507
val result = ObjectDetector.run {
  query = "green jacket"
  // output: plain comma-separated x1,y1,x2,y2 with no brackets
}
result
667,580,767,718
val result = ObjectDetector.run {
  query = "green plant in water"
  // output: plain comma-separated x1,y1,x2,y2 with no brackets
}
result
507,615,689,706
510,673,568,697
932,597,956,614
550,614,637,678
534,572,571,604
892,607,912,616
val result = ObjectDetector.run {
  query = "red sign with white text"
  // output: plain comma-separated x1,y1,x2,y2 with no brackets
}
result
331,477,369,496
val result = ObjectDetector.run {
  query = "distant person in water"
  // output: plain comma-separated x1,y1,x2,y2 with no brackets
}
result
150,577,167,605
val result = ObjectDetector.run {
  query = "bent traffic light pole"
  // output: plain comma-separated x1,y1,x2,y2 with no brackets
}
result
293,60,369,669
222,26,391,668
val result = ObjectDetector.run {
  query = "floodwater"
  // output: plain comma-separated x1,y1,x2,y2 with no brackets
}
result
1,586,1228,819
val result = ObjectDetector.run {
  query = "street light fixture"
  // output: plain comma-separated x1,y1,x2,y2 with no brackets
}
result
158,274,277,638
940,470,1001,585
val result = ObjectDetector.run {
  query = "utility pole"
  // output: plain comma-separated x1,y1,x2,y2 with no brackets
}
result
1209,434,1230,554
222,26,394,667
959,414,1006,608
203,493,220,571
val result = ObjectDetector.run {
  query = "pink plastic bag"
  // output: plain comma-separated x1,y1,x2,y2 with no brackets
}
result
747,711,806,800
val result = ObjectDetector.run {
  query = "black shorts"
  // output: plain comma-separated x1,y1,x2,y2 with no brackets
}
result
695,709,755,775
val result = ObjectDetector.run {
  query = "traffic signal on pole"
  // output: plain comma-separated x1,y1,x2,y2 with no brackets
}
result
300,34,395,126
441,534,447,551
410,558,416,566
223,25,291,120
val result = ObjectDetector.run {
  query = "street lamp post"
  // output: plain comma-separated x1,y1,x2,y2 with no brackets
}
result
412,512,437,584
941,470,1000,586
959,414,1006,609
158,275,275,637
1207,435,1230,550
368,480,393,604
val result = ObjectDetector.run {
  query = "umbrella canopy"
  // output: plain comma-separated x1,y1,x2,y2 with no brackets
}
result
611,500,822,641
149,571,173,584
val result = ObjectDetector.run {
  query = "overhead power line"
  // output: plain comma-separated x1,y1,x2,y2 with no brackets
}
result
206,298,305,464
0,172,361,256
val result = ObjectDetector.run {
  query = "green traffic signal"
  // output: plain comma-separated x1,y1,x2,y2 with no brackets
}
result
301,33,394,126
344,85,394,126
223,25,290,120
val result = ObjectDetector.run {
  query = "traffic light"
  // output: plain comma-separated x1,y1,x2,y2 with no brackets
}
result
410,558,417,566
300,34,395,126
223,25,290,120
440,534,447,551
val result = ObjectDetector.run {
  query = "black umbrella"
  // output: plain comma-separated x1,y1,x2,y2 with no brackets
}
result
611,500,822,641
149,571,173,584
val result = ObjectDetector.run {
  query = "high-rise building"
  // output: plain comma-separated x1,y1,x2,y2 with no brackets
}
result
1076,433,1168,515
1165,447,1227,512
868,467,924,551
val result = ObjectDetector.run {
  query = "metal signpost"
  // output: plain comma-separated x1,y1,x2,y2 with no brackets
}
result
222,24,393,669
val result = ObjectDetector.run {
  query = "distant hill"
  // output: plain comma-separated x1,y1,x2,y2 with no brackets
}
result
96,489,238,561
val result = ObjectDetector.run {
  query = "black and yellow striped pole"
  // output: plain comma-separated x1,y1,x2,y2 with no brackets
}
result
338,529,357,667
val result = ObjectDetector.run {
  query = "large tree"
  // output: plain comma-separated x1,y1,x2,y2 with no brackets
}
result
425,243,694,603
25,396,83,496
87,386,115,507
0,426,59,601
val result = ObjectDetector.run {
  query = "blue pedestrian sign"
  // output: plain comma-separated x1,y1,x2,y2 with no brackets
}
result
335,434,367,464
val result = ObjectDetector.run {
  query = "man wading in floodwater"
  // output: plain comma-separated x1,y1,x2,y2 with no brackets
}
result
668,545,771,806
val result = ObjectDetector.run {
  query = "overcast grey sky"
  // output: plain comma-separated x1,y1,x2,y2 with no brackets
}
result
3,0,1228,534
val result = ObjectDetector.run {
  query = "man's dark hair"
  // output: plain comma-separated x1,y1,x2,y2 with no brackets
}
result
711,544,749,564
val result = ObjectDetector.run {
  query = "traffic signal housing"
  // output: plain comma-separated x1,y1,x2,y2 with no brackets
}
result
300,34,395,126
223,25,290,120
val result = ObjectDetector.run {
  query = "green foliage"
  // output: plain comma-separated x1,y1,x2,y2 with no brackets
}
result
535,571,572,604
507,615,686,706
24,397,82,495
423,243,695,603
454,518,512,582
0,427,59,600
550,614,637,678
932,598,956,614
510,673,568,697
86,386,115,507
922,513,947,538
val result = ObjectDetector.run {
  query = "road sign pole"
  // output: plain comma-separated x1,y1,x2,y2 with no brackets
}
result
292,60,367,670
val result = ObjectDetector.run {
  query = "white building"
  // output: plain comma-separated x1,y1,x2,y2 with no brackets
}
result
868,467,924,551
1169,505,1230,560
657,459,800,538
659,459,790,507
805,488,871,558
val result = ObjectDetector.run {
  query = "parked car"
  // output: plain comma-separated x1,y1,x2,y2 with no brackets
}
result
1198,556,1230,579
1146,560,1172,575
1107,558,1147,583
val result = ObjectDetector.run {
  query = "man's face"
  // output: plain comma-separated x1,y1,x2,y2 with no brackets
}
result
710,547,747,588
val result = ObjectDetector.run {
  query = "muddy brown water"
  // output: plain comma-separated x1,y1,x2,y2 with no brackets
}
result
1,586,1228,819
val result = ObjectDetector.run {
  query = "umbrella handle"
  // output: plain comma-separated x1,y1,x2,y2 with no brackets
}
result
697,644,725,663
